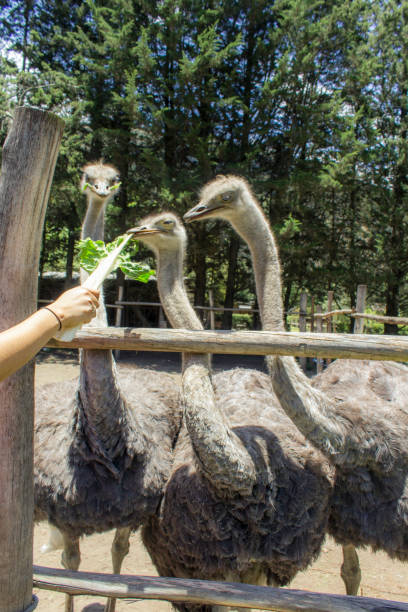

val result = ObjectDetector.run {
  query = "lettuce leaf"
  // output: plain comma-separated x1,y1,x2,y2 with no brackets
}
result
78,236,155,283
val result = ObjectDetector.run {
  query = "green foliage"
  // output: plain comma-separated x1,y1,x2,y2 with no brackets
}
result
1,0,408,326
78,236,154,283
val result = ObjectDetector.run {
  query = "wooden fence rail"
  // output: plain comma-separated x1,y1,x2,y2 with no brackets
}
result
33,565,408,612
351,313,408,326
41,295,408,328
47,327,408,362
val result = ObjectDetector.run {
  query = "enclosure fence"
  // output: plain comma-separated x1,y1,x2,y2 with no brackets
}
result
3,107,408,612
42,322,408,610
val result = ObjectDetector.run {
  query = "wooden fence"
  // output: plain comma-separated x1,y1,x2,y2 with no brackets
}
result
48,326,408,362
33,565,408,612
3,108,408,612
54,283,408,336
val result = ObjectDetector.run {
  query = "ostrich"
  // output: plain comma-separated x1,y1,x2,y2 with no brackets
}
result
184,174,408,596
34,162,181,612
128,212,334,612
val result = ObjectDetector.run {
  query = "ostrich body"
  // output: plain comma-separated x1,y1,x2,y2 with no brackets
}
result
184,174,408,596
129,213,334,612
34,163,181,612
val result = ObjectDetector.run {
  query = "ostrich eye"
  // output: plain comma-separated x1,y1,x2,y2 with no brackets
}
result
162,219,174,227
221,193,232,201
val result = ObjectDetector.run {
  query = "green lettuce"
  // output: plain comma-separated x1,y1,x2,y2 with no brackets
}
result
78,235,155,283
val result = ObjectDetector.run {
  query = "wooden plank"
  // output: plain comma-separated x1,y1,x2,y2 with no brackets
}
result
112,300,408,326
115,301,259,313
351,313,408,326
47,326,408,362
314,309,354,319
0,107,64,612
33,565,408,612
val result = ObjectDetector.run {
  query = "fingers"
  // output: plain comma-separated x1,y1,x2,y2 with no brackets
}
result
86,288,100,301
50,286,101,328
83,288,100,313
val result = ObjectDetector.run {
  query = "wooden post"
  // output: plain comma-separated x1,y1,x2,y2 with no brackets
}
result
354,284,367,334
208,289,215,330
114,283,124,360
315,305,324,373
0,107,64,612
326,290,334,364
310,296,315,332
298,292,308,371
326,291,334,333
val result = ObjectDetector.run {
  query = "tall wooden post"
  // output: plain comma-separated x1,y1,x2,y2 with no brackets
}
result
298,292,308,371
354,284,367,334
326,290,334,364
315,305,324,373
326,290,334,333
310,296,315,332
0,107,64,612
208,289,215,330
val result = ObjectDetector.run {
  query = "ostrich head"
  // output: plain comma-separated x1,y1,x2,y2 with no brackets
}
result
127,212,187,256
80,161,121,203
80,161,121,248
183,174,257,227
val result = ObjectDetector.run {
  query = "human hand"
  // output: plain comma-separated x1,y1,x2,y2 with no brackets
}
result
48,286,100,330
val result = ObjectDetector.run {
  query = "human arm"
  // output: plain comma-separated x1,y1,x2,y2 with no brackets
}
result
0,286,99,381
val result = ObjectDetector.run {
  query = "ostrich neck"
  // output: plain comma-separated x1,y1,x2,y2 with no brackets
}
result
81,194,106,242
156,248,256,494
229,199,284,332
81,195,107,324
77,193,129,460
156,248,202,331
232,197,349,459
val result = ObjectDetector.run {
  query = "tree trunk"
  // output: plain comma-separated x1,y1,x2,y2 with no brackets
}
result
0,106,64,612
221,234,240,329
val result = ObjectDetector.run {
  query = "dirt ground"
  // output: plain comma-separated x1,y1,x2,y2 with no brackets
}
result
33,350,408,611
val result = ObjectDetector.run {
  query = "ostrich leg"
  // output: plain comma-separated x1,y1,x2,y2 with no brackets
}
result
104,527,132,612
61,533,80,612
341,543,361,596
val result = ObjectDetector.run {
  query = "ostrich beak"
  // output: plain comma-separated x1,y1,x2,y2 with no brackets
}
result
184,201,225,223
127,225,161,238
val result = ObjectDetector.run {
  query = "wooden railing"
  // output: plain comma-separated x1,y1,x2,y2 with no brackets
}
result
47,327,408,362
33,565,408,612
